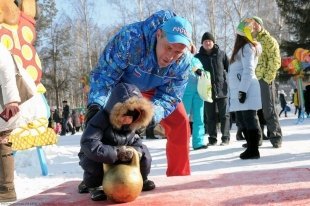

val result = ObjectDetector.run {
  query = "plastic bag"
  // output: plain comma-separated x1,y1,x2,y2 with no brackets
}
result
197,71,213,103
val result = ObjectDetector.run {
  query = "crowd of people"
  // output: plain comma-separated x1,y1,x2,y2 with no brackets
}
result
75,10,293,202
1,4,309,203
48,101,85,136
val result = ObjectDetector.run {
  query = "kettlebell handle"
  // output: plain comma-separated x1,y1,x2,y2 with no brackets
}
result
103,147,140,173
129,147,140,168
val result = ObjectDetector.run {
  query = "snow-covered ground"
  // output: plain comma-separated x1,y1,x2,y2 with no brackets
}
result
13,111,310,202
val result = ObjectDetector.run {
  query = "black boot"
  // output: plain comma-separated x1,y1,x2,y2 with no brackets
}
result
207,136,217,146
242,128,262,148
240,129,260,159
142,179,156,191
89,186,107,201
78,181,89,193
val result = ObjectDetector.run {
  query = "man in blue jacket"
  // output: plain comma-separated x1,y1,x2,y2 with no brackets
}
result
79,10,194,193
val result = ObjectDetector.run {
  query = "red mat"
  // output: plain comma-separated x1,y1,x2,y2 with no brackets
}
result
13,168,310,206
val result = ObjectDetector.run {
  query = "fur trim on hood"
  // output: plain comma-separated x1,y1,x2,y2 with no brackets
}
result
109,96,154,131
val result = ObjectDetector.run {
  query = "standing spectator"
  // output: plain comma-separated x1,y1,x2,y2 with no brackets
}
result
0,44,21,202
72,109,81,132
228,18,262,159
82,10,194,183
304,85,310,116
252,16,283,148
79,111,85,131
195,32,230,146
182,57,208,150
278,91,287,117
60,100,73,135
53,109,61,124
291,88,301,118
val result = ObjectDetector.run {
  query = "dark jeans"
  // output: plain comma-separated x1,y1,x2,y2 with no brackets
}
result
204,98,230,141
61,118,73,134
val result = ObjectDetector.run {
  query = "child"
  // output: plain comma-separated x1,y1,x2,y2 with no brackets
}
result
78,83,155,201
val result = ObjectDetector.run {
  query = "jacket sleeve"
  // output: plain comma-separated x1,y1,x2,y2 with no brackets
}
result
256,31,281,84
87,27,132,107
239,44,257,93
80,111,118,164
0,45,21,107
223,52,229,73
264,36,281,84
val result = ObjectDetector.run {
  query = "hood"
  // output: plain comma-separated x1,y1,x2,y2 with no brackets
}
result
105,83,154,131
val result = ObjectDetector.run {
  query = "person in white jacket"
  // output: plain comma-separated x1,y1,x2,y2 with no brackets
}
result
228,18,262,160
0,43,20,202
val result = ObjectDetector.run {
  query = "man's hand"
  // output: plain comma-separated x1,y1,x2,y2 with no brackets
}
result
238,91,246,103
116,146,134,162
195,69,202,76
85,104,100,124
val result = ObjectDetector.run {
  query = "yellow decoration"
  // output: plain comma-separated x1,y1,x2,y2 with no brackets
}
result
26,65,38,81
9,118,58,151
0,34,14,50
21,44,33,60
21,26,34,43
36,83,47,93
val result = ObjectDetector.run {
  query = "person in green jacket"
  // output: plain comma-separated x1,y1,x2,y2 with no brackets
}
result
252,16,282,148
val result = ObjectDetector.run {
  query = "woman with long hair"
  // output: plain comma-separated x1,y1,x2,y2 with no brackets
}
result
228,18,262,159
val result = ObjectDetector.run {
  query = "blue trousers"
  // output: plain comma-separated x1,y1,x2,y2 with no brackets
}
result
182,84,206,149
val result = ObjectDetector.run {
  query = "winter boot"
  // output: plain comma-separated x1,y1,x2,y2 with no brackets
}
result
240,129,260,159
207,136,217,146
142,179,156,191
0,143,16,202
242,128,262,148
220,136,230,146
78,181,89,193
89,186,107,201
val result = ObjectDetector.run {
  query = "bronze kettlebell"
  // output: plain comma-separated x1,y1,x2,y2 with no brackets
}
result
102,148,143,203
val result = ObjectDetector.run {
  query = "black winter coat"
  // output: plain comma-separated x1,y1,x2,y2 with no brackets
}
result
79,83,154,165
195,45,229,98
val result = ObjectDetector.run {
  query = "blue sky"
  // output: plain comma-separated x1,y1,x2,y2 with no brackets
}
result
54,0,119,26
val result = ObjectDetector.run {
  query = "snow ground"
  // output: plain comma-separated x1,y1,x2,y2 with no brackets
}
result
12,112,310,202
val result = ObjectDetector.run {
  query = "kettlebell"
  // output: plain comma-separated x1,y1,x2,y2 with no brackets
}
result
102,148,143,203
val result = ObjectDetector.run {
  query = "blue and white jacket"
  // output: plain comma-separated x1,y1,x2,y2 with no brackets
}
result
88,10,192,123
